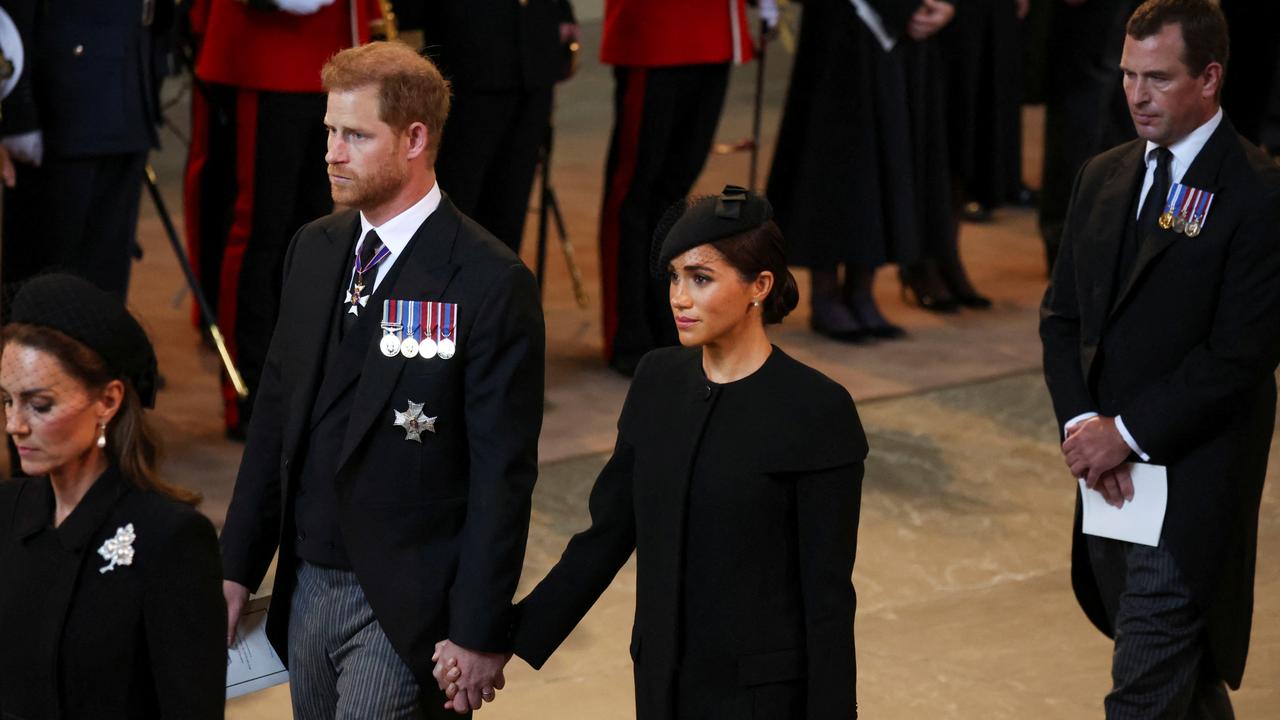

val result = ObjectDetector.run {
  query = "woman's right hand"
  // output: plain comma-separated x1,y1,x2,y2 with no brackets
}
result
223,580,250,647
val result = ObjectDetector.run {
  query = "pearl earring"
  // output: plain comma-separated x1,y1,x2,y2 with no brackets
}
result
96,422,107,449
752,300,761,308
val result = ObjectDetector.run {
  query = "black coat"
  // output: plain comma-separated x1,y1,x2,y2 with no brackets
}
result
407,0,575,91
512,347,866,719
1040,117,1280,689
218,198,545,689
0,0,168,155
0,468,225,719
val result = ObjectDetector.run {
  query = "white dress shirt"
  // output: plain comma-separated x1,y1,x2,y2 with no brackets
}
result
350,182,442,294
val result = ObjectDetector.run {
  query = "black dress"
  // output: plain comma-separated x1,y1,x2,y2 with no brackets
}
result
512,346,867,719
767,0,953,269
940,0,1024,208
0,467,226,719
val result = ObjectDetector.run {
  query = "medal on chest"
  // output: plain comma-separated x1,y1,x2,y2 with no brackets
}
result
393,400,437,442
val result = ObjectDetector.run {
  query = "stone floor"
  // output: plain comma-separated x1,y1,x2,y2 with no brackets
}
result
39,13,1278,719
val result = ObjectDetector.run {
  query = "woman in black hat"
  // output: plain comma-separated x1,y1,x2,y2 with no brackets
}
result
435,187,867,718
0,274,225,719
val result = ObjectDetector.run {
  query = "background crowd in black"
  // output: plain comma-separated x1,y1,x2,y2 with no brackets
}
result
0,0,1276,435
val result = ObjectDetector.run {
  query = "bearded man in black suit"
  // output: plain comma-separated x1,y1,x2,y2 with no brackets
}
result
218,41,544,718
1040,1,1280,717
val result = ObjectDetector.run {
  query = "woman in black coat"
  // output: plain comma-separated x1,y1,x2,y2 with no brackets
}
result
435,187,867,718
0,274,225,719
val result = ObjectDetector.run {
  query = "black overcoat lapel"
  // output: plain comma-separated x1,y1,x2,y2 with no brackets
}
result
1109,120,1235,317
281,212,360,462
335,200,463,473
1080,143,1144,330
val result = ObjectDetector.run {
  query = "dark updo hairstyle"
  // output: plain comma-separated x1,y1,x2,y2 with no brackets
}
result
710,220,800,325
2,323,199,506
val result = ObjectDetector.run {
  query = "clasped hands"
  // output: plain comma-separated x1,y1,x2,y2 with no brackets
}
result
1062,416,1135,508
431,639,510,713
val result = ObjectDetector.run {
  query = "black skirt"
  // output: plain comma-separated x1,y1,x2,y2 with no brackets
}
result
767,0,952,269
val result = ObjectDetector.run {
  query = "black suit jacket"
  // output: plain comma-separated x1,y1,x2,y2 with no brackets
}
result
512,347,865,720
0,468,225,719
219,197,545,688
408,0,575,92
1040,116,1280,688
0,0,167,155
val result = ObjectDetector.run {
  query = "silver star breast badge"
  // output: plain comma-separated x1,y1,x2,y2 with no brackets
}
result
98,523,137,574
393,400,437,442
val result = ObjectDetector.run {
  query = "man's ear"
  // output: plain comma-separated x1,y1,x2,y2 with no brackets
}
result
405,121,430,160
1200,61,1224,101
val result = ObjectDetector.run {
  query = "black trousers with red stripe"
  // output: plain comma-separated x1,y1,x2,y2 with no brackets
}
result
184,83,332,430
599,63,730,366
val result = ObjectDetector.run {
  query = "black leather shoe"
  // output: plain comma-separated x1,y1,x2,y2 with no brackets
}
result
810,300,869,343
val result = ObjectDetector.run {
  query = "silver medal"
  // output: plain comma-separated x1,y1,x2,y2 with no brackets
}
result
419,338,438,359
438,338,456,359
400,337,419,358
380,334,401,357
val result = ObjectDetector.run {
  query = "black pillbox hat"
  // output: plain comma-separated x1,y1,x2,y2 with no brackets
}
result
652,185,773,275
9,274,159,408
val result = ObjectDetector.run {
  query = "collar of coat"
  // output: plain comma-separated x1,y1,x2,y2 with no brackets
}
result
11,465,129,552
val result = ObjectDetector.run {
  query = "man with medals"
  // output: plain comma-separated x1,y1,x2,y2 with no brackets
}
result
218,42,545,717
1041,1,1280,717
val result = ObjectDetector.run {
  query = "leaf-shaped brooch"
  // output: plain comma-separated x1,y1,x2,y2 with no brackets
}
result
98,523,136,574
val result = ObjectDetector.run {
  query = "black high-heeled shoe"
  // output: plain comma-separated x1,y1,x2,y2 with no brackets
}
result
936,257,992,309
899,266,959,314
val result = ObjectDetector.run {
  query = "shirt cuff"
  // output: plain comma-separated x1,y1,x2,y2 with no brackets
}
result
1114,415,1150,461
1063,412,1098,437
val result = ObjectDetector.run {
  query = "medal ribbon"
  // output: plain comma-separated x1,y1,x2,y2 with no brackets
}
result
1163,183,1184,217
354,243,392,278
1179,187,1198,221
403,300,416,342
1196,191,1214,225
443,303,456,341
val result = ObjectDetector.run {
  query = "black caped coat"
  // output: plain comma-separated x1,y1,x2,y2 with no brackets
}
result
512,346,867,719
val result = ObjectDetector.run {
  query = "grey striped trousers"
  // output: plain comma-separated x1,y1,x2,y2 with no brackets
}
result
288,562,456,719
1087,537,1235,720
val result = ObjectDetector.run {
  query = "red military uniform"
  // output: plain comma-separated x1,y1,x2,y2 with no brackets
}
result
597,0,755,372
600,0,754,67
183,0,381,435
192,0,377,92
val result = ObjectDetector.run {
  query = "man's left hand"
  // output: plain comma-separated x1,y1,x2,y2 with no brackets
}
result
1062,416,1132,486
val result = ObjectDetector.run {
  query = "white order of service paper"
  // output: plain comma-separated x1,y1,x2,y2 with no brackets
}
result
1077,462,1168,547
227,595,288,699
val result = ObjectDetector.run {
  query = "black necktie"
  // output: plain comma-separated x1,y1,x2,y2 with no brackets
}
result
1138,146,1173,238
342,229,385,336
